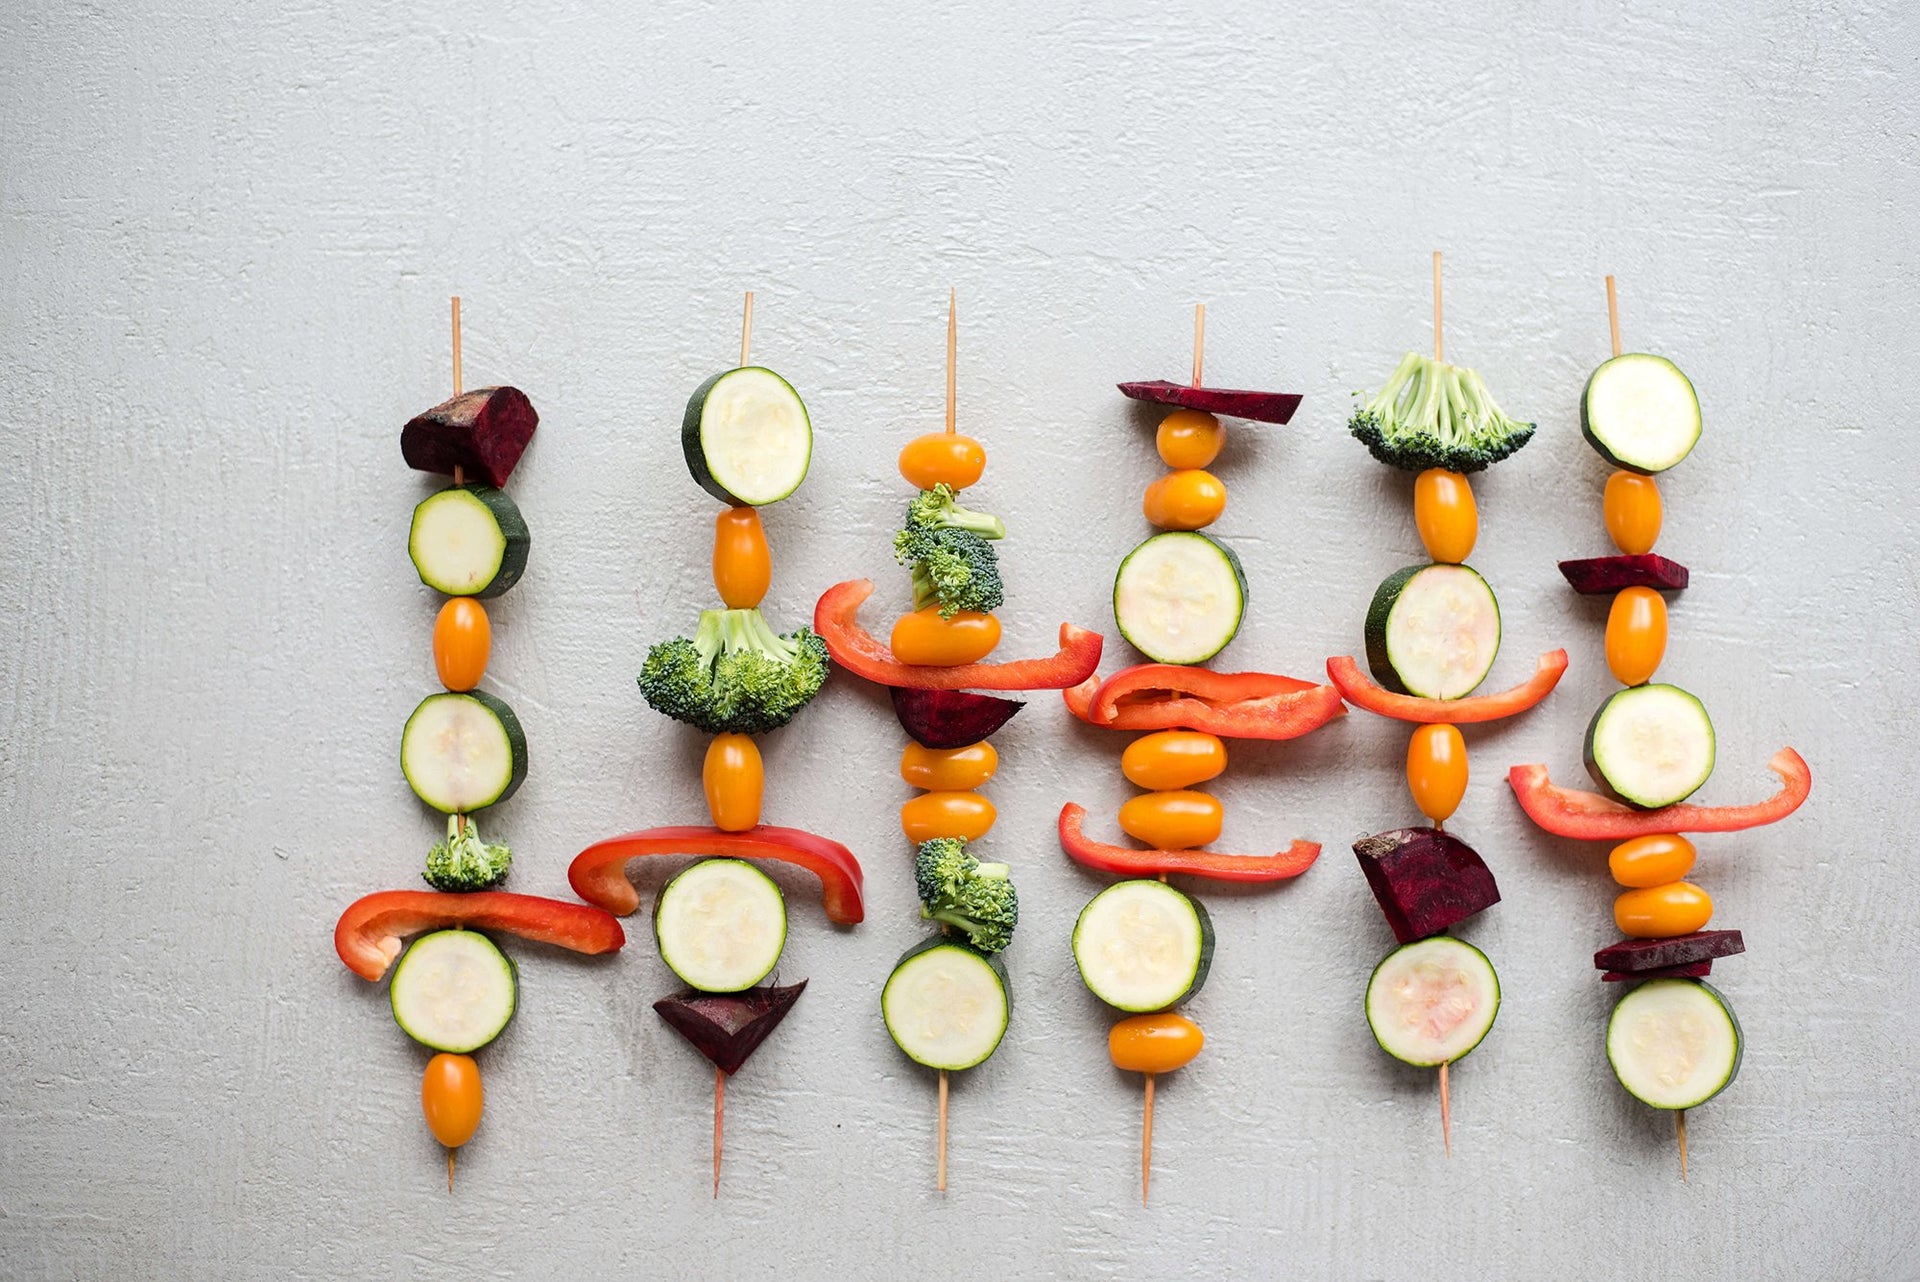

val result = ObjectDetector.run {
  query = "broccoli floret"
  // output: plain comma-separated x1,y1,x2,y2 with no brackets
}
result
903,484,1007,540
894,526,1005,619
423,816,511,892
914,836,975,904
637,607,830,735
1348,352,1536,474
913,837,1019,955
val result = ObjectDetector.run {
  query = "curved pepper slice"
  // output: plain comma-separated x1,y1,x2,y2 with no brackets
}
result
1062,665,1345,740
814,579,1102,692
570,824,865,924
1058,802,1320,882
334,890,626,982
1507,747,1811,840
1326,650,1568,724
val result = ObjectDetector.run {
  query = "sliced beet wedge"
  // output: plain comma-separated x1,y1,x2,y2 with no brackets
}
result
1353,827,1501,944
1558,554,1689,595
402,386,539,488
890,686,1023,749
1118,380,1302,425
1602,960,1713,982
1593,930,1743,973
653,980,807,1075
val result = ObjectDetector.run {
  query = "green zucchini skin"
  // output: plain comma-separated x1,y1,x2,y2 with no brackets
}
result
680,366,814,506
1607,978,1743,1109
1363,565,1425,694
1580,354,1702,475
401,689,529,814
408,484,531,599
1582,684,1715,809
1071,881,1215,1011
881,936,1012,1070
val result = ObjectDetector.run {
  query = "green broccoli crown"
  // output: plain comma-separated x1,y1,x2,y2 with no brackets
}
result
894,525,1005,619
1348,351,1536,474
914,838,1018,955
904,484,1006,540
637,607,830,735
423,816,512,892
913,836,975,904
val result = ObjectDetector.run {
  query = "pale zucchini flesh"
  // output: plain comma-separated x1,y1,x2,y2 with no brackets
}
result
389,929,517,1053
1112,532,1247,666
400,691,528,814
1071,879,1213,1012
1582,354,1702,475
1365,936,1500,1067
882,939,1010,1071
1607,978,1742,1109
1585,684,1716,809
1366,563,1501,700
654,859,788,994
682,366,813,506
408,485,529,598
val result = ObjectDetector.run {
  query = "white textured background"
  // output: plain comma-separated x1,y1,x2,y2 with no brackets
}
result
3,1,1915,1278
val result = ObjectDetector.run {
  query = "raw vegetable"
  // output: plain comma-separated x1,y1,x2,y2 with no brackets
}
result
681,367,813,506
1605,587,1668,686
654,859,787,993
1608,834,1697,888
1352,827,1501,945
1118,379,1302,424
1594,930,1744,973
1155,410,1224,468
882,938,1011,1071
421,1053,485,1149
1507,748,1810,840
1059,803,1319,883
1117,791,1223,851
422,815,512,892
1142,469,1227,532
1601,961,1712,982
1365,936,1501,1067
712,507,772,610
1603,472,1663,555
900,791,996,844
568,824,866,924
1607,979,1741,1108
1413,469,1477,564
1120,731,1227,791
1113,532,1246,665
702,733,763,833
433,598,491,691
915,837,1019,955
1065,664,1346,740
900,741,998,791
1584,684,1716,809
814,579,1102,691
1364,563,1501,701
1325,650,1565,725
1406,724,1468,824
401,690,528,814
408,485,530,599
1072,879,1214,1012
899,483,1007,540
402,386,538,488
1582,354,1702,475
1108,1013,1205,1074
1348,352,1535,474
1614,881,1714,938
653,981,808,1074
894,530,1004,621
638,607,830,735
898,433,986,492
890,608,1001,666
334,890,626,983
890,686,1023,749
1558,554,1690,595
389,929,517,1053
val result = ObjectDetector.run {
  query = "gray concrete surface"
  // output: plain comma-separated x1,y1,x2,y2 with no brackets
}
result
3,1,1916,1278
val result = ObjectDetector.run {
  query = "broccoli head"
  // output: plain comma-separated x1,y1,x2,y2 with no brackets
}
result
913,836,1019,955
423,815,512,892
894,525,1004,619
1348,351,1536,474
638,607,830,735
903,484,1007,540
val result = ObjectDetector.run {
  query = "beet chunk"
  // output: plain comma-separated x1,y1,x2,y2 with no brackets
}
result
1353,827,1501,944
1558,554,1689,595
1593,930,1743,973
1118,380,1302,425
653,981,807,1075
890,686,1023,749
401,386,538,488
1602,960,1713,981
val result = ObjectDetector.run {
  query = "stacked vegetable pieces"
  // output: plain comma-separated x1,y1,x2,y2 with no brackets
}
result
1508,278,1811,1172
568,296,866,1195
333,300,627,1189
1060,306,1346,1202
812,293,1103,1190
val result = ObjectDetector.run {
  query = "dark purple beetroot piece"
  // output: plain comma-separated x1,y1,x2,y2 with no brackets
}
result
1602,960,1713,982
401,386,538,488
1558,554,1689,595
1593,930,1743,973
1118,380,1303,425
890,686,1023,749
1352,827,1501,944
653,981,807,1075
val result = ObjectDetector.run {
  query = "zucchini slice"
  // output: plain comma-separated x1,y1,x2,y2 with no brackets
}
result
882,937,1010,1071
1364,563,1501,700
1582,354,1701,475
1071,879,1214,1012
408,484,530,598
1365,936,1500,1067
681,366,813,506
654,859,788,993
1584,684,1716,809
401,690,528,814
389,929,517,1053
1607,978,1742,1109
1112,532,1247,665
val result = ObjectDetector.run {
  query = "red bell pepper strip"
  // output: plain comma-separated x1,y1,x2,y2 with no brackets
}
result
334,890,627,982
1507,747,1811,840
813,579,1102,691
1058,802,1320,882
1062,666,1345,740
570,824,865,924
1326,650,1568,725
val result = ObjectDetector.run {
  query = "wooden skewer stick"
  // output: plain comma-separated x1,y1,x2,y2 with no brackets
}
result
713,1067,727,1198
1439,1060,1452,1157
937,1069,950,1191
740,291,755,368
945,289,957,434
1677,1109,1689,1182
1432,252,1444,362
446,1148,456,1194
1142,1072,1157,1205
1191,303,1206,388
451,297,465,486
1606,275,1622,358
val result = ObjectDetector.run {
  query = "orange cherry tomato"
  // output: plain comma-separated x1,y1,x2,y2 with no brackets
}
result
432,598,491,692
1605,586,1668,686
702,732,764,832
1608,833,1697,888
889,607,1001,666
1413,468,1478,564
1405,723,1469,823
899,432,986,491
1108,1012,1205,1073
1604,471,1663,555
712,506,771,609
1118,790,1223,850
1614,881,1714,938
1155,410,1225,469
900,741,998,791
1142,469,1227,531
1120,731,1227,791
421,1053,484,1149
900,791,997,843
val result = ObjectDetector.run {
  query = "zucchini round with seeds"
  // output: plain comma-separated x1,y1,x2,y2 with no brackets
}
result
408,484,530,598
389,929,517,1053
1112,531,1247,665
401,690,528,814
1582,354,1701,475
1071,879,1214,1012
882,937,1011,1071
654,859,788,993
1607,978,1742,1109
1364,563,1501,700
681,366,813,506
1365,936,1500,1067
1584,683,1716,809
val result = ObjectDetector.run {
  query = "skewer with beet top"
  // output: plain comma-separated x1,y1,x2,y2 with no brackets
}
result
568,293,865,1197
1508,278,1811,1178
1330,256,1565,1155
814,292,1103,1191
1059,305,1344,1203
334,299,628,1192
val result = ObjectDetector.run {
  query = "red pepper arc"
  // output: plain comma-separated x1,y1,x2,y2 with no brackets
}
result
334,890,627,982
1326,650,1568,725
569,824,866,925
1063,664,1346,740
813,578,1103,692
1058,802,1320,883
1506,747,1811,840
